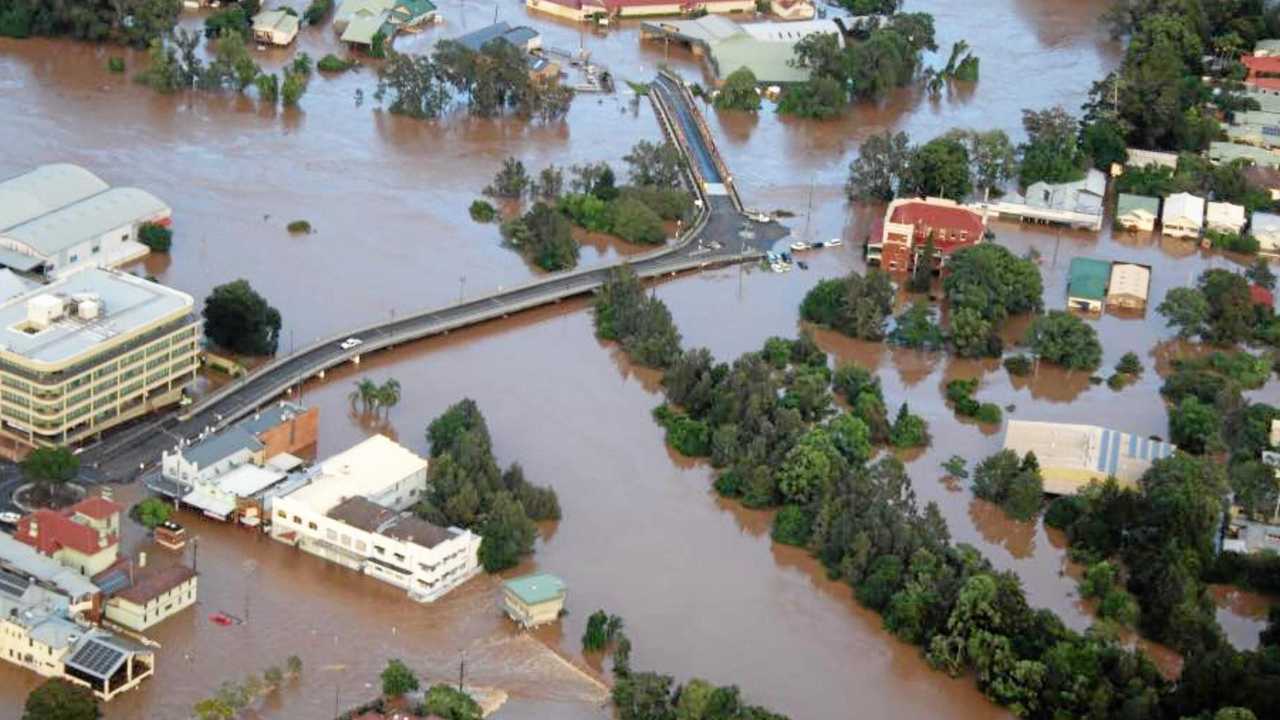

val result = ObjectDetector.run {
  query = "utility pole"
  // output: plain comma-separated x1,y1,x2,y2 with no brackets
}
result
458,649,466,692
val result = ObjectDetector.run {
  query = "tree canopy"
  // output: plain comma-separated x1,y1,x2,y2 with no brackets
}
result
202,279,282,356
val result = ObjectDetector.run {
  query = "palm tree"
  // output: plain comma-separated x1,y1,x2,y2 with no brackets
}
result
377,378,401,417
350,379,379,414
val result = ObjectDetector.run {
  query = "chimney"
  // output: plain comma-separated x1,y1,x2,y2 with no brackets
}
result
138,551,147,569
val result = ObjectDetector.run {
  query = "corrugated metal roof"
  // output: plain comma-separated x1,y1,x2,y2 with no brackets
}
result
1116,193,1159,216
0,164,109,232
1068,257,1109,301
182,427,262,470
1107,263,1150,301
0,187,169,259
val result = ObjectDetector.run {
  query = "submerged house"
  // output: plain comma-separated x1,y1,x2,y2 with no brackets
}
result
1002,420,1177,496
980,168,1107,231
1253,211,1280,254
1206,201,1247,235
640,16,845,85
1161,192,1205,238
1115,193,1160,232
502,573,567,628
1066,258,1109,313
252,9,299,46
1106,263,1151,312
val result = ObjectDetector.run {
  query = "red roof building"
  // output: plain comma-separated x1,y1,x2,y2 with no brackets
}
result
1244,55,1280,92
71,496,124,522
15,505,119,576
1251,284,1275,308
868,197,987,273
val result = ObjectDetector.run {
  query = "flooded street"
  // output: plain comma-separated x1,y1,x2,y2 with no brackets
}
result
0,0,1275,717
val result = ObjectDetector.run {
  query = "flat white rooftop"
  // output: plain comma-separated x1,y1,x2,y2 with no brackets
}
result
1002,420,1176,494
0,164,110,232
0,268,194,368
282,434,427,514
214,463,287,498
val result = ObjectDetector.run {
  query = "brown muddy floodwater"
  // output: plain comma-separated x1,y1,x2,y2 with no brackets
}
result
0,0,1276,717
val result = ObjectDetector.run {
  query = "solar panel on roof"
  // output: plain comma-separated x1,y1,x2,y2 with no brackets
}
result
67,638,126,680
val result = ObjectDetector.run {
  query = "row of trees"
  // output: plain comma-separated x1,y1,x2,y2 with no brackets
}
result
349,378,402,417
375,40,573,122
192,655,303,720
415,399,560,572
1158,267,1274,346
481,143,692,268
779,12,942,119
847,129,1016,203
138,30,310,107
0,0,179,46
609,615,790,720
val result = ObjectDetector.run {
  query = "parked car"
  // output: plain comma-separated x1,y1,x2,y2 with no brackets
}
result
0,511,21,525
339,338,363,350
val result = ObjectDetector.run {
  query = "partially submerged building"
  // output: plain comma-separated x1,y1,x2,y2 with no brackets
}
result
0,164,169,278
1002,420,1177,495
1206,200,1247,235
252,9,300,46
1115,193,1160,232
269,435,480,603
1066,258,1109,313
502,573,566,629
102,561,198,632
1161,192,1205,238
0,533,153,700
1106,263,1151,312
0,269,199,456
640,16,845,85
15,496,123,578
867,197,986,273
529,0,754,22
981,168,1106,231
335,0,438,49
156,401,317,524
1253,211,1280,254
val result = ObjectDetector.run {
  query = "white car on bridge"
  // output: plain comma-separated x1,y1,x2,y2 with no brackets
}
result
339,338,363,351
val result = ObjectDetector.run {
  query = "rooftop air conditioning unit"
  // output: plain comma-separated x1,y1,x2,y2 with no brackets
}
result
25,294,64,330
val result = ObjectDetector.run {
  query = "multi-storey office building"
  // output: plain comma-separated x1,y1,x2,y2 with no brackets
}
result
0,268,199,455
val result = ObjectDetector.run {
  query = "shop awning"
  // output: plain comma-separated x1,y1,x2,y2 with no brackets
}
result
182,489,235,520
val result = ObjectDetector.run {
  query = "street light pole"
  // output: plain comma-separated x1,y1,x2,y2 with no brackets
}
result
458,275,466,303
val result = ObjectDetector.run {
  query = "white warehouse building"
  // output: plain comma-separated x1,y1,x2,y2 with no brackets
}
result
0,164,169,278
269,435,481,603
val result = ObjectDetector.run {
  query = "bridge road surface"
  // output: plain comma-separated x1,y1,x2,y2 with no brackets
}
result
78,77,788,481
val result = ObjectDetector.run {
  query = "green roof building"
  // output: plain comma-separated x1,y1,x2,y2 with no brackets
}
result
502,573,566,629
1067,258,1110,312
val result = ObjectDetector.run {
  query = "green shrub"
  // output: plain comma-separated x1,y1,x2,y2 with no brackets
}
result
107,57,126,73
138,223,172,252
1115,351,1143,376
304,0,335,25
945,378,978,405
772,505,813,546
713,469,742,497
609,197,666,245
287,220,312,234
0,4,33,38
975,403,1002,424
1207,229,1260,254
317,53,354,72
368,31,387,59
1044,495,1085,529
1003,354,1032,376
469,200,496,223
1106,373,1127,390
652,404,711,457
131,498,171,529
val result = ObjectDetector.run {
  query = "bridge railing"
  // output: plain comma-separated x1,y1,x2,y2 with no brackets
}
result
656,69,745,214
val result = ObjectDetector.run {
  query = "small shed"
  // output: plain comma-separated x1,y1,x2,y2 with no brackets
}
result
1253,211,1280,254
1206,201,1247,235
1067,258,1110,312
501,573,566,629
1161,192,1205,238
252,10,299,46
1116,193,1160,232
1107,263,1151,311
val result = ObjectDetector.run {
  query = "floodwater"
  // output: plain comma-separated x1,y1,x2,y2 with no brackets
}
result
0,0,1275,717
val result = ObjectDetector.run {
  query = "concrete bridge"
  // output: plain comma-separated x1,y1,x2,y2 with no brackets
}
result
80,72,787,480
